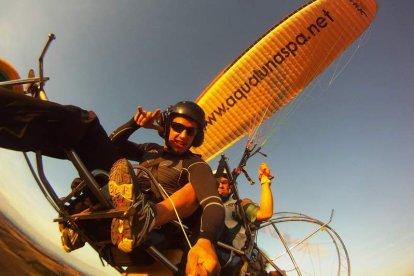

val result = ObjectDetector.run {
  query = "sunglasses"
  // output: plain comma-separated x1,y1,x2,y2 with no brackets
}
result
170,122,198,136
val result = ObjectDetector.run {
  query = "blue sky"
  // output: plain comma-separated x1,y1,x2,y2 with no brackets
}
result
1,1,413,275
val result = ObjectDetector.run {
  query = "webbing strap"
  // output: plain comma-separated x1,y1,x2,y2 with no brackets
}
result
139,156,165,201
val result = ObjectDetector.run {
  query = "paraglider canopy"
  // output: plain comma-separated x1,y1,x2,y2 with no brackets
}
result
193,0,377,161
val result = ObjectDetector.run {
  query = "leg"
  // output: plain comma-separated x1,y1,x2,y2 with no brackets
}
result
153,183,199,227
0,88,120,171
109,159,221,275
109,159,200,253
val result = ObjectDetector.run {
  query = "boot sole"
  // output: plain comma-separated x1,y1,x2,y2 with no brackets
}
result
109,159,136,252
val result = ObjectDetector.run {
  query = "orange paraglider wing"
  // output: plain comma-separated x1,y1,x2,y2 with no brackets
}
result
0,58,24,93
193,0,377,161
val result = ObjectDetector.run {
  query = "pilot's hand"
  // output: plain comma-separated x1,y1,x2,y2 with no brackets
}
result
258,162,274,183
133,106,163,131
186,238,220,276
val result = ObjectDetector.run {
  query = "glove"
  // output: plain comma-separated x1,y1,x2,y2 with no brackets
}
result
258,162,274,185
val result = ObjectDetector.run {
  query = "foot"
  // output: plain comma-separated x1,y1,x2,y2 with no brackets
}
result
59,223,85,252
109,159,156,253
